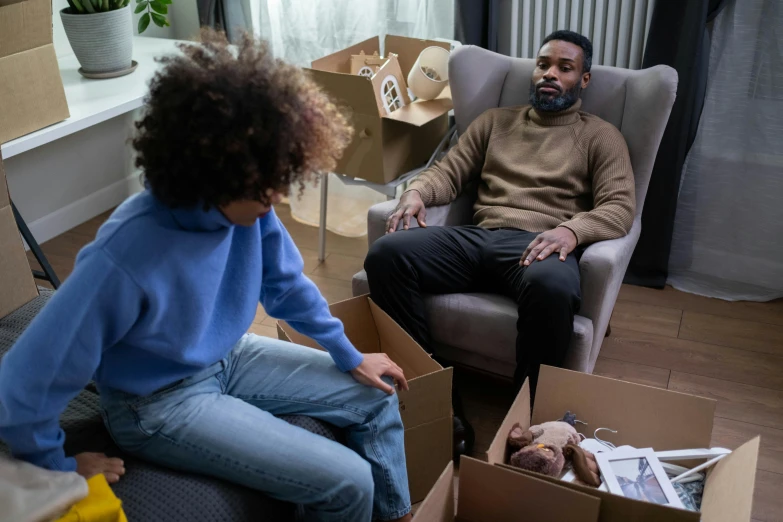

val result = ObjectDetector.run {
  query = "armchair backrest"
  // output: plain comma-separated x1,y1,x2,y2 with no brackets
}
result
448,45,677,215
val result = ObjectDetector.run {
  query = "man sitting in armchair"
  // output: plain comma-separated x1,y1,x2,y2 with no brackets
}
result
364,30,635,458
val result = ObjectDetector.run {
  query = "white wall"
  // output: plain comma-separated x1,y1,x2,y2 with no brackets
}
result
8,1,200,246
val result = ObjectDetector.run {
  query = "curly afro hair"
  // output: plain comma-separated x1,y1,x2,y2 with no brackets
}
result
134,29,353,209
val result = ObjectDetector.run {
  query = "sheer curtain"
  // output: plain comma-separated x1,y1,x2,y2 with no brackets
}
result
249,0,455,237
667,0,783,301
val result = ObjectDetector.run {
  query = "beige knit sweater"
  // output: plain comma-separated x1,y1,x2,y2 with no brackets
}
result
406,99,636,245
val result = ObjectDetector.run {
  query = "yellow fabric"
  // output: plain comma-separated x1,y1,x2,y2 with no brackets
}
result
55,474,127,522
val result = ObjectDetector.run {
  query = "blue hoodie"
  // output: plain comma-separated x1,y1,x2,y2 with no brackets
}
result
0,190,364,472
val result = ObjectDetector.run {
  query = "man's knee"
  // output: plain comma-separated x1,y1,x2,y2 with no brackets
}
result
522,262,581,309
364,233,408,278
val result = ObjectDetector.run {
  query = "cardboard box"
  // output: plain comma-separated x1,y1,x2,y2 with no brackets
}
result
417,457,602,522
485,365,759,522
0,152,39,318
277,295,453,503
307,35,453,184
0,0,70,144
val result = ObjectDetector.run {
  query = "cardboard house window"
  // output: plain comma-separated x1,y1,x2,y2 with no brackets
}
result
358,66,374,77
382,75,404,114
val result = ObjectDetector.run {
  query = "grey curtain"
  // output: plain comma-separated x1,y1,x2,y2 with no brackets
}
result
197,0,249,42
625,0,729,288
455,0,500,51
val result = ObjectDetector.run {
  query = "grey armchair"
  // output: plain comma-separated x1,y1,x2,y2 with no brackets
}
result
352,45,677,377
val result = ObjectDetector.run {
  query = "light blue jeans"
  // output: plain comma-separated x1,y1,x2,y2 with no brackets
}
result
98,334,411,521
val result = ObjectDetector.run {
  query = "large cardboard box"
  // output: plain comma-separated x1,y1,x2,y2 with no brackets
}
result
0,0,70,144
277,295,453,503
0,152,39,318
485,365,759,522
308,35,453,184
417,458,602,522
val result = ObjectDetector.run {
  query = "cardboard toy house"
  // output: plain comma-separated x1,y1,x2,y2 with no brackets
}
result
306,35,453,184
0,0,69,144
350,50,386,77
277,295,452,504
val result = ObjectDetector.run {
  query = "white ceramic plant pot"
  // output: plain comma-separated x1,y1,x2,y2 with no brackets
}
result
61,5,133,74
407,46,450,101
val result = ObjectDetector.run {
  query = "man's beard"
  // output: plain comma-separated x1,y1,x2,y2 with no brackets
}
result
529,81,581,112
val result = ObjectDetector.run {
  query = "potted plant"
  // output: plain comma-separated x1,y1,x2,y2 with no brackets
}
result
61,0,172,78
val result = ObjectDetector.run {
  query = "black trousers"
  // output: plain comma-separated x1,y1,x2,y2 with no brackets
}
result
364,226,582,399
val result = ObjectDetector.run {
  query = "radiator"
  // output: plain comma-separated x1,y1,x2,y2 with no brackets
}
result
501,0,656,69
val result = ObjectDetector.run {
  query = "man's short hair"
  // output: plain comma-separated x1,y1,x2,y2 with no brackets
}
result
540,30,593,73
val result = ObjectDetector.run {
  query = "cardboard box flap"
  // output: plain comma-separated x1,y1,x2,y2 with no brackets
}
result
369,299,441,378
384,35,450,78
487,378,531,465
312,36,380,74
700,436,759,522
497,462,699,522
0,0,52,59
306,69,381,116
415,461,455,522
533,366,716,451
0,154,39,318
460,457,601,522
398,367,452,428
278,296,381,354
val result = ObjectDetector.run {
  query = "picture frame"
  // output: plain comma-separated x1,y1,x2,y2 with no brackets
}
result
595,448,684,509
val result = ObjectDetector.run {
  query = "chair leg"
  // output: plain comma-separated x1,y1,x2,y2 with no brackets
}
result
12,200,61,289
605,323,612,337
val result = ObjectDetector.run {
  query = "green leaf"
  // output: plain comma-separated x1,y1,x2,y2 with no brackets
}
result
81,0,95,13
70,0,86,13
102,0,109,11
160,0,172,3
136,0,145,3
150,12,168,27
150,0,167,14
138,12,150,33
134,1,147,13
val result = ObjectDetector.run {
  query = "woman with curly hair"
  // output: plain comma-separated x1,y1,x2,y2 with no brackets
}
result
0,31,412,522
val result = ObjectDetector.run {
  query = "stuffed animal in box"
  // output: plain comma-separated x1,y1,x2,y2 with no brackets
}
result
507,421,601,487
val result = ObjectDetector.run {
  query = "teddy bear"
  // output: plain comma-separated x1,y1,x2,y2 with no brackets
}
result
507,421,601,487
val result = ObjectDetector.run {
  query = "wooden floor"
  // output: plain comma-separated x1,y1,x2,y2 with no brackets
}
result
28,204,783,521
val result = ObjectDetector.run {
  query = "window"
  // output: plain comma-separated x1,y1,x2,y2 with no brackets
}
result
357,66,374,77
381,75,404,114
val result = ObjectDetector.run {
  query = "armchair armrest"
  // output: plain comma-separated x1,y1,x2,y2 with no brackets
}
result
577,217,642,367
366,182,478,246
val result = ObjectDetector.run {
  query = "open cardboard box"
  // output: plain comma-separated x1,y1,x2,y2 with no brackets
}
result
417,457,602,522
0,152,40,318
307,35,453,184
485,365,759,522
277,295,453,503
0,0,70,144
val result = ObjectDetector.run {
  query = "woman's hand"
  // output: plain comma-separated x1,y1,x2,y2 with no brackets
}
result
350,353,409,394
74,452,126,484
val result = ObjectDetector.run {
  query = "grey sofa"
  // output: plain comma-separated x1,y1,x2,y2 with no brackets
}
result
352,45,677,378
0,289,343,521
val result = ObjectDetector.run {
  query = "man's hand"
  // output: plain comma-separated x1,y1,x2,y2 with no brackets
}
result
521,227,578,266
386,191,427,234
74,452,125,484
350,353,409,394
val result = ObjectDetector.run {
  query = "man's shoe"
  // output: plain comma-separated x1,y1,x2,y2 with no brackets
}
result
453,415,475,460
